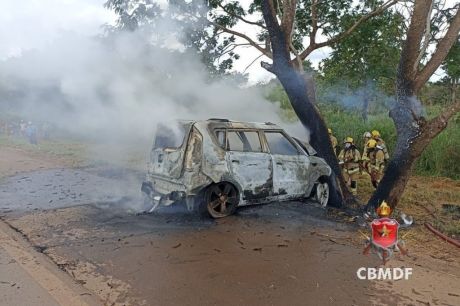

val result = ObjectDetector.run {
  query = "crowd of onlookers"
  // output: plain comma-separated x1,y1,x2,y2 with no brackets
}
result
0,118,52,145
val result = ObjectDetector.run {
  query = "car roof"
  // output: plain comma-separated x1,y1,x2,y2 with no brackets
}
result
176,119,283,130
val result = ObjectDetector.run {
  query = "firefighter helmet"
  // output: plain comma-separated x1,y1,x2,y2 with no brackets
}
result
377,201,391,217
371,130,381,138
328,128,332,135
344,136,354,144
367,139,377,149
363,131,371,139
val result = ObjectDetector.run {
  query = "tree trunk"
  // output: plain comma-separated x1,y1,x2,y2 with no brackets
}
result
366,0,460,211
367,91,460,210
274,66,355,206
259,0,356,207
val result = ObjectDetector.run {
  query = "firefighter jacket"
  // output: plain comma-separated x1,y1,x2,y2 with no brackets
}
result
368,148,385,172
363,138,390,161
330,135,338,151
338,147,361,173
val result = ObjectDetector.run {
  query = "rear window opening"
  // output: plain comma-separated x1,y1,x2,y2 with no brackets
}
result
154,123,187,149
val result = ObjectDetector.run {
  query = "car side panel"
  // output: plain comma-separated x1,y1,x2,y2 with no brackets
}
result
271,154,311,199
226,151,273,201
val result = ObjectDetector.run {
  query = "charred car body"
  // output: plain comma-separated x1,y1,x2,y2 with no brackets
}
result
141,119,332,218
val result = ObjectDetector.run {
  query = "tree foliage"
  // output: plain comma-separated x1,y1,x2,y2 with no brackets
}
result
320,9,404,94
367,0,460,210
442,39,460,84
104,0,240,75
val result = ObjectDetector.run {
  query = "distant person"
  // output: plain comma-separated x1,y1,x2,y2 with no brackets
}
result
26,121,38,145
338,137,361,195
362,131,371,151
0,120,5,135
20,120,27,137
361,131,372,173
42,122,50,139
8,122,17,136
328,128,338,155
365,139,385,188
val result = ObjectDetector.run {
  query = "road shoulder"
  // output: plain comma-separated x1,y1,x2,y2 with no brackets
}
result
0,219,101,306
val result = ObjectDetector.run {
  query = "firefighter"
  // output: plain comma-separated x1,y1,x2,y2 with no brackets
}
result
338,137,361,195
361,131,372,173
363,131,371,151
328,128,338,155
371,130,390,161
366,139,385,188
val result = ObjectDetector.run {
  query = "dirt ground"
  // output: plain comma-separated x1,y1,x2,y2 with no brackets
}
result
0,143,459,306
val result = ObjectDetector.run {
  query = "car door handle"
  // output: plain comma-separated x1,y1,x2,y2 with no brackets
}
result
276,162,283,165
311,162,317,166
231,160,240,163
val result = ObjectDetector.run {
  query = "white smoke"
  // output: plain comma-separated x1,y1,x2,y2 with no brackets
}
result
0,25,307,157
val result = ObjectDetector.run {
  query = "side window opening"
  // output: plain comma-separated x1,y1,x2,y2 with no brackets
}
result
265,132,299,156
215,130,226,148
227,131,262,152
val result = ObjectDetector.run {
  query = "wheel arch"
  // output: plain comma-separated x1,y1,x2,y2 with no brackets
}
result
203,179,242,200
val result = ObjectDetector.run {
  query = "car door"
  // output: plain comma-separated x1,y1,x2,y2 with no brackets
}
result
263,131,310,199
225,130,273,201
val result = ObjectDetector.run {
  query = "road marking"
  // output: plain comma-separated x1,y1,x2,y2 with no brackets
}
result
0,221,95,306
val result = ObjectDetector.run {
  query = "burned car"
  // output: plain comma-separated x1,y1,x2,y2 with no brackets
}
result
141,119,332,218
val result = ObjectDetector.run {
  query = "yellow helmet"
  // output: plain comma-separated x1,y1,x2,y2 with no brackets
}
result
371,130,380,138
377,201,391,217
366,139,377,149
328,128,332,135
344,136,354,144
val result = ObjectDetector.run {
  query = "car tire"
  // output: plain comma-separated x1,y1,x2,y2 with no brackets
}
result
314,178,330,208
203,182,239,218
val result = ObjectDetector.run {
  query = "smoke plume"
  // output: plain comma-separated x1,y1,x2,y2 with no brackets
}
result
0,17,305,164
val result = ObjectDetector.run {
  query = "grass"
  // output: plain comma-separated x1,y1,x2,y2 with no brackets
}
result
265,86,460,180
356,174,460,238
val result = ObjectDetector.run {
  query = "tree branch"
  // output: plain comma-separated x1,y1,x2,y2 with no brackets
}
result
290,42,303,71
243,54,264,73
413,0,434,71
414,6,460,91
212,22,273,58
310,0,319,46
399,0,434,83
424,100,460,139
260,0,292,73
260,61,275,73
266,0,279,27
281,0,297,39
217,3,266,29
299,0,398,60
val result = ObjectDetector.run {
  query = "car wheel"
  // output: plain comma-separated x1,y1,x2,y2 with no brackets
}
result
204,182,239,218
315,180,330,208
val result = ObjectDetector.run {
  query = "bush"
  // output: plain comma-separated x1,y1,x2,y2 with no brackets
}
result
264,86,460,180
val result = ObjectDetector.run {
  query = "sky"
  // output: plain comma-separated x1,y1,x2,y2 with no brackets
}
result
0,0,115,58
0,0,453,83
0,0,330,84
